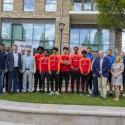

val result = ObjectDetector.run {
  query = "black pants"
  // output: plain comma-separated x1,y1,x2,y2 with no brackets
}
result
59,71,70,93
88,71,92,90
50,71,59,92
81,74,89,93
34,71,42,91
71,71,80,93
41,72,50,93
108,72,112,84
92,75,98,96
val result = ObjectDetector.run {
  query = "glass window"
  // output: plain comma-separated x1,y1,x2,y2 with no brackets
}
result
89,29,99,44
102,29,110,44
73,0,82,11
45,24,55,40
44,40,54,49
33,24,44,40
70,27,110,52
1,23,11,39
24,0,35,12
80,29,89,45
23,24,33,40
45,0,57,12
70,29,80,44
1,40,11,46
3,0,13,11
12,24,23,40
84,0,92,10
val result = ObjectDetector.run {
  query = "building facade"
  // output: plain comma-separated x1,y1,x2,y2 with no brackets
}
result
0,0,123,53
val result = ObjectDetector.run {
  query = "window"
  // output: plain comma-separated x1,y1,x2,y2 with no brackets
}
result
2,23,11,39
12,24,23,40
3,0,13,11
84,0,92,10
24,0,35,12
73,0,96,11
73,0,82,11
23,24,33,40
45,0,57,12
70,27,110,52
1,20,55,50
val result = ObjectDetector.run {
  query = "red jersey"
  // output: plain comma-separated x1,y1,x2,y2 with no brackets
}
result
70,54,82,71
48,55,60,71
60,54,71,72
39,56,49,73
34,53,44,71
79,58,91,74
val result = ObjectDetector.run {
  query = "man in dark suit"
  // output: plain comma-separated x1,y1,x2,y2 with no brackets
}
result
92,51,98,97
0,44,6,95
95,50,110,99
5,44,22,93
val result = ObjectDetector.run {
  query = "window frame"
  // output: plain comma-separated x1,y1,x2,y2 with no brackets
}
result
45,0,57,12
23,0,35,12
2,0,13,12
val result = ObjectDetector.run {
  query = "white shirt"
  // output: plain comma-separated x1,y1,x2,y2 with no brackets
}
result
13,52,18,67
100,57,103,72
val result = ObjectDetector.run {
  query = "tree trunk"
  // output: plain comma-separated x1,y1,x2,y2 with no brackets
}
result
115,30,122,51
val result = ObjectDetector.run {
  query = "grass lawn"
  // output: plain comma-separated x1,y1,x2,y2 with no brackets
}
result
0,92,125,107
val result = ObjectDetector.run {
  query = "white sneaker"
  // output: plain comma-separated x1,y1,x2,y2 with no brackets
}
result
122,94,125,97
88,89,92,95
49,91,54,95
55,91,60,95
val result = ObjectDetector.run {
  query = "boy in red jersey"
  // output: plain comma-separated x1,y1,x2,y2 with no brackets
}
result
34,46,44,92
40,49,49,93
70,46,82,94
59,47,71,93
48,47,60,95
79,50,91,95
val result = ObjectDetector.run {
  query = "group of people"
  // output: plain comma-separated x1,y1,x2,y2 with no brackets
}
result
0,43,125,101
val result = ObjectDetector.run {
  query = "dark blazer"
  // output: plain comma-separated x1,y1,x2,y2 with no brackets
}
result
5,52,22,71
95,56,110,78
0,51,6,70
92,58,97,76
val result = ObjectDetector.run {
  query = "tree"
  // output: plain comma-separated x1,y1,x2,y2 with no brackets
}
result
96,0,125,50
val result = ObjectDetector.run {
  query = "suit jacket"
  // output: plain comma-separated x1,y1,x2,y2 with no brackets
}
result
95,56,110,78
5,52,22,71
92,58,97,76
22,55,36,74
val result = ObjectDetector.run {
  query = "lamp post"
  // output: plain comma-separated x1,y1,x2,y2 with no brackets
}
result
58,22,65,54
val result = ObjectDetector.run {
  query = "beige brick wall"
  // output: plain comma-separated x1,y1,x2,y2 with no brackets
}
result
0,0,70,50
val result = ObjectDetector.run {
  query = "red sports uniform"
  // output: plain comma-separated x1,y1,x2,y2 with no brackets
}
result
70,54,82,71
39,56,49,73
48,55,60,72
34,53,44,71
60,54,71,72
79,58,91,74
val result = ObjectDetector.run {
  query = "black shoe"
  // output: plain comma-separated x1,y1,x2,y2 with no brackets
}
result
109,92,113,96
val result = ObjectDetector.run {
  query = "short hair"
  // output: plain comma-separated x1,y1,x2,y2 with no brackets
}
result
63,47,69,50
44,49,49,53
52,47,58,51
87,47,91,50
12,44,18,47
74,46,79,50
82,50,87,55
37,46,44,52
107,49,112,52
0,43,5,46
